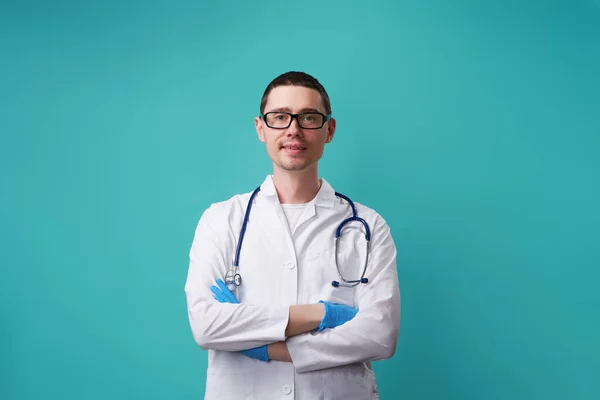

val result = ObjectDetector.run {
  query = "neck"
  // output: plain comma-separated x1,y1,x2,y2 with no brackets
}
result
272,167,320,204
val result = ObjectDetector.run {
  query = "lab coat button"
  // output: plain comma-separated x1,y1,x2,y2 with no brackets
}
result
285,261,295,269
282,385,292,395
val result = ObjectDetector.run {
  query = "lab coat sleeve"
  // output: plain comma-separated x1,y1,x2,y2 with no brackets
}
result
286,215,401,373
184,206,290,351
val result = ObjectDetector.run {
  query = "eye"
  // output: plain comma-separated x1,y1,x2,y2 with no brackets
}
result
267,113,288,120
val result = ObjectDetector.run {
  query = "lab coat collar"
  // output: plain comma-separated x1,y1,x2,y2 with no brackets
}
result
258,175,336,208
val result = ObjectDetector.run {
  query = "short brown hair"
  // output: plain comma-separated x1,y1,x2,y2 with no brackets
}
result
260,71,332,115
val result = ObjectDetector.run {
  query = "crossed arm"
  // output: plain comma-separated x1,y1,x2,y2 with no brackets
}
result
184,209,400,373
267,304,323,361
209,278,358,362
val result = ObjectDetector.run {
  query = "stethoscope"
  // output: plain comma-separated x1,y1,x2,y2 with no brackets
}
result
224,186,371,291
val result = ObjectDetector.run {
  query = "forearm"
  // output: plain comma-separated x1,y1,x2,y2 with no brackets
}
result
188,298,325,351
267,341,292,362
285,303,325,336
187,299,290,351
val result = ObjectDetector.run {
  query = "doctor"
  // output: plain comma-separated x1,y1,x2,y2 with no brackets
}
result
184,71,400,399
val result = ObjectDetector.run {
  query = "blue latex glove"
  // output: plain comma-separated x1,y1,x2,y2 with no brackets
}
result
237,345,269,362
318,300,359,331
209,279,269,362
210,278,239,304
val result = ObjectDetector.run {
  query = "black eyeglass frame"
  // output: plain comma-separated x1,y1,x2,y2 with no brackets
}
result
260,111,332,129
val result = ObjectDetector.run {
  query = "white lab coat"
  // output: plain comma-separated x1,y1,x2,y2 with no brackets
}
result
184,175,400,400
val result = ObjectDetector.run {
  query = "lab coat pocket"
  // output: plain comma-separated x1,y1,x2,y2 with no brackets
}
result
204,367,254,400
326,365,379,399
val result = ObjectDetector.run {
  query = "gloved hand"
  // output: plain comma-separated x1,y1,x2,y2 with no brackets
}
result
209,278,269,362
318,300,359,331
238,344,269,362
210,278,239,304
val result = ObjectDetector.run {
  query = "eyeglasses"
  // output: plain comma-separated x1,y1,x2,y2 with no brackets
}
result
261,111,331,129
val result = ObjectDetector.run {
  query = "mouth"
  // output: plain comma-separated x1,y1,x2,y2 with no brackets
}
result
281,144,308,154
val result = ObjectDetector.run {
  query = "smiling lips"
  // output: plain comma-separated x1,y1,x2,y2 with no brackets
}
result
281,143,307,152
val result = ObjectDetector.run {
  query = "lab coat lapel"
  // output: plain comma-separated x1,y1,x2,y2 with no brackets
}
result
289,178,336,236
262,198,294,248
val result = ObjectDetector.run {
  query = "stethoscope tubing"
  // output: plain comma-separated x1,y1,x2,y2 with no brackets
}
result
227,186,370,290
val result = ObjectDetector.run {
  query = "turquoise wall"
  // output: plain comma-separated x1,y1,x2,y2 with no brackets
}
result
1,1,598,399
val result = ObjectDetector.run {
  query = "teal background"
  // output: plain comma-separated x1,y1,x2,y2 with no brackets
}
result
1,0,599,399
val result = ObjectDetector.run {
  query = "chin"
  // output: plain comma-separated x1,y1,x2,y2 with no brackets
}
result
279,159,314,172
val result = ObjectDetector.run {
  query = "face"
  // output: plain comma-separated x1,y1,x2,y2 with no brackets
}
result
255,85,336,173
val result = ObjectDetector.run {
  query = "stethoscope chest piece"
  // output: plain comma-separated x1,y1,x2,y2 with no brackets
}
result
225,269,242,288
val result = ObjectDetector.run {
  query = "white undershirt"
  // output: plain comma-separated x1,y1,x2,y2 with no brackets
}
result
281,203,309,233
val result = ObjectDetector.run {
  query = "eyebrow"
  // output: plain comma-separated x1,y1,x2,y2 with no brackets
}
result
266,107,324,114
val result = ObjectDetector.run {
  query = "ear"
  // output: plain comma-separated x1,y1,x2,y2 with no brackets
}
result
255,116,266,143
325,117,336,143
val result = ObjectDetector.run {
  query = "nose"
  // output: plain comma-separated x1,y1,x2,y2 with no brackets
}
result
286,117,302,136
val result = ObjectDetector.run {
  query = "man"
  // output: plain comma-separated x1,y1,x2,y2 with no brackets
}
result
184,71,400,399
